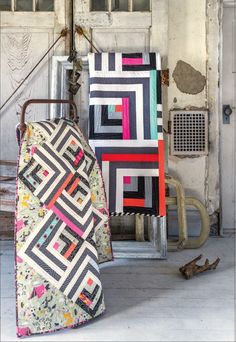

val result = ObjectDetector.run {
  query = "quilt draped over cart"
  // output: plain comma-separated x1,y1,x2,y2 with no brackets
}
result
15,119,112,337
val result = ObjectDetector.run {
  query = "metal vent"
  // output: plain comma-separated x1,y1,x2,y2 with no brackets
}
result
170,110,208,156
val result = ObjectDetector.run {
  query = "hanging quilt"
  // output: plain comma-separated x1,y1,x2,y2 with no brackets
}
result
15,118,112,337
88,52,166,216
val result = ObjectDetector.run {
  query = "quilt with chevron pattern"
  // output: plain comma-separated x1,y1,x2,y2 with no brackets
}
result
88,52,166,217
15,119,112,338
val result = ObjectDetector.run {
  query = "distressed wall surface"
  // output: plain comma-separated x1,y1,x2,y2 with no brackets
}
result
167,0,220,231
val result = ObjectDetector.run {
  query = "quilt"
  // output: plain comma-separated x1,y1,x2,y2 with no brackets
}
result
88,52,165,216
15,118,112,337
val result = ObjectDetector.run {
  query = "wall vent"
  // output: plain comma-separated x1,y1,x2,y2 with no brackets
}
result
170,110,208,156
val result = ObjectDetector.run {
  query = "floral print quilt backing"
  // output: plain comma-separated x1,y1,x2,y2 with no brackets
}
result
15,119,112,337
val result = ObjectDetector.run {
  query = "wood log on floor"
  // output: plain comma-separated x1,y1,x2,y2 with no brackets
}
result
179,254,220,279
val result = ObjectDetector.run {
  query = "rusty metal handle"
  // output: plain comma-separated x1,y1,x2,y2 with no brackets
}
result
19,99,78,135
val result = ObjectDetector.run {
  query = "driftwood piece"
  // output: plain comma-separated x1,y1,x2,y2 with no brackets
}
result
179,254,220,279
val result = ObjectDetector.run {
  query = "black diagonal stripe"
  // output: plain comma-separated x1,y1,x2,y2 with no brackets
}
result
19,158,38,193
65,173,78,192
82,284,100,301
50,121,69,145
68,239,84,262
26,250,61,281
76,184,88,196
39,221,68,271
65,226,84,240
54,197,94,232
60,247,99,293
85,228,97,250
67,146,81,157
36,122,52,135
68,261,100,299
63,150,85,170
70,185,82,198
84,150,96,176
59,233,72,255
35,144,71,202
56,130,82,153
75,291,103,317
25,213,63,280
31,164,43,184
45,121,57,130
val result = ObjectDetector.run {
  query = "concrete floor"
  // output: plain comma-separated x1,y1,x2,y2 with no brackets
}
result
0,237,235,342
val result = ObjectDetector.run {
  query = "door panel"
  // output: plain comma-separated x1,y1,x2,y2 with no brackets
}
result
0,0,68,161
91,28,150,52
221,5,236,231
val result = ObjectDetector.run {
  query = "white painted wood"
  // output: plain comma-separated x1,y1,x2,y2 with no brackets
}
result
0,0,68,161
223,0,235,7
0,237,235,341
220,5,236,230
0,12,55,27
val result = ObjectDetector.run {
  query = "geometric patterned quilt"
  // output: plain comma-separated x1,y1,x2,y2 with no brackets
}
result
15,119,112,337
88,52,166,217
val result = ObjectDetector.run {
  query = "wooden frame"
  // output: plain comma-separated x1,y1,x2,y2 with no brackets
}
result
50,56,73,118
112,216,167,259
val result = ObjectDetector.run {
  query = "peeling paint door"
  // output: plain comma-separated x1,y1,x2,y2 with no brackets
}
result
0,0,68,161
74,0,168,135
221,3,236,231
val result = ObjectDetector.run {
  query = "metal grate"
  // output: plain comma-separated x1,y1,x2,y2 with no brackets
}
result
170,110,208,156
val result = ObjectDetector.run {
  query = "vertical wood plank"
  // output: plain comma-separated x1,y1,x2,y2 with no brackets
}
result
135,215,145,241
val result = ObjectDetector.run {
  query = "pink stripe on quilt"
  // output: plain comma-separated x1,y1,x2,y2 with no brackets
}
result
74,150,84,165
51,205,84,237
122,97,131,184
122,58,143,65
122,97,130,140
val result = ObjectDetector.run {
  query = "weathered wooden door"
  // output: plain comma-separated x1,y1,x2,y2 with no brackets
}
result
220,2,236,232
0,0,69,161
74,0,168,135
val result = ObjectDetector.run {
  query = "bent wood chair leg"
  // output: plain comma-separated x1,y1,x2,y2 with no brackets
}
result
166,196,210,250
165,175,188,250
